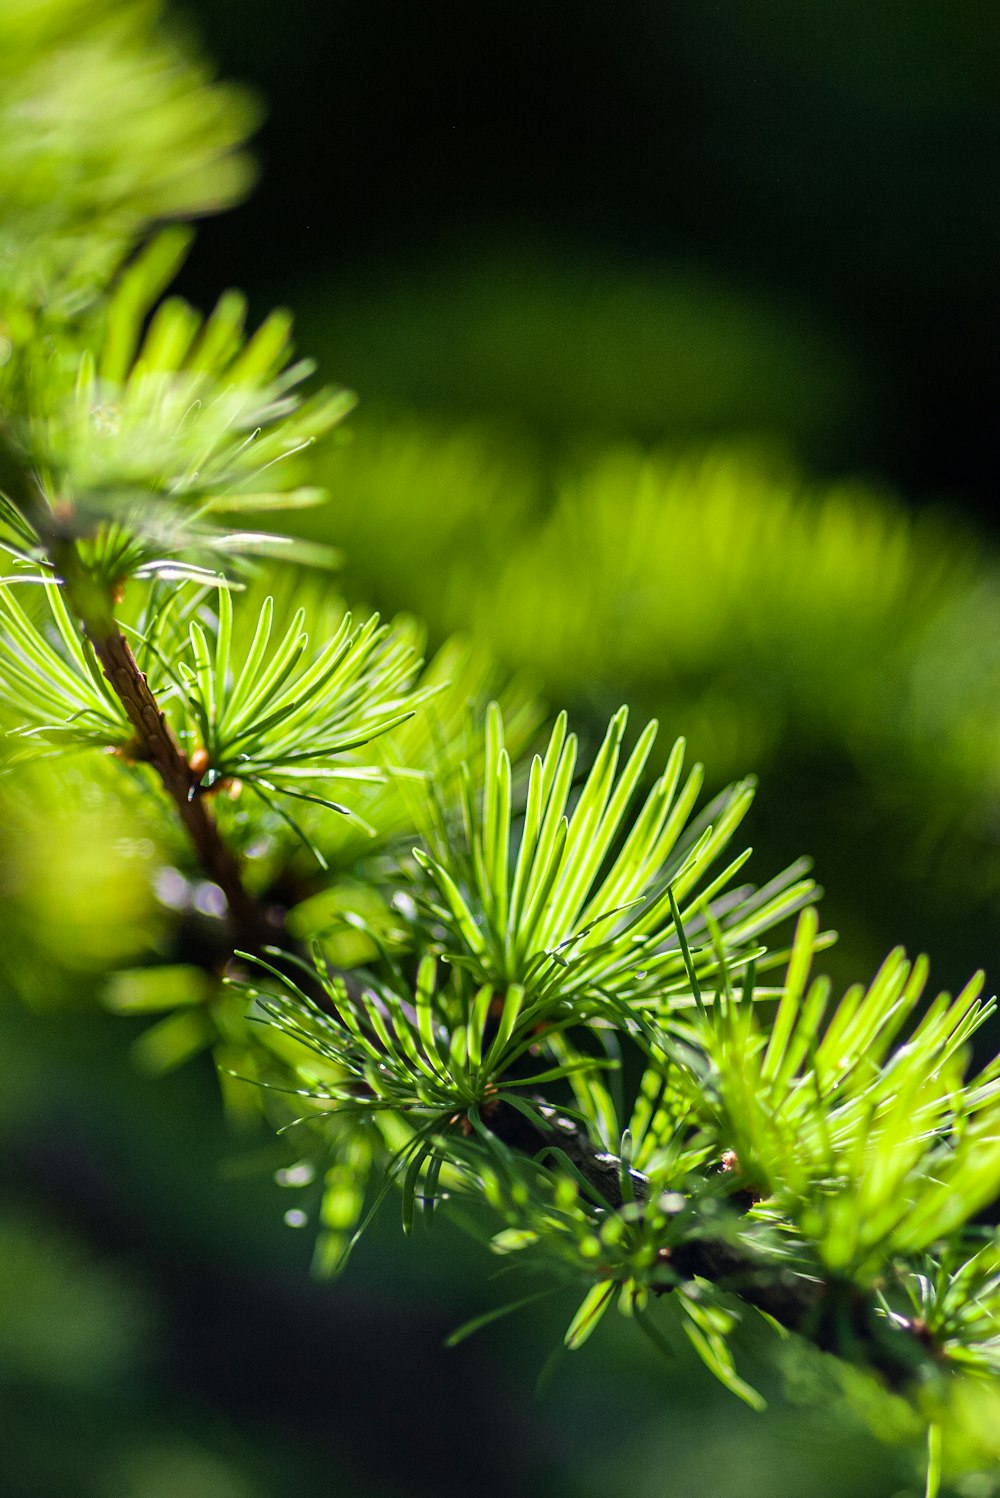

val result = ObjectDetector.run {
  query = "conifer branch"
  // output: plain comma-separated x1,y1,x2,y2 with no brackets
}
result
5,15,999,1488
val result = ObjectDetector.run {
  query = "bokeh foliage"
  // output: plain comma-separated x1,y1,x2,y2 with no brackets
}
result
306,409,1000,992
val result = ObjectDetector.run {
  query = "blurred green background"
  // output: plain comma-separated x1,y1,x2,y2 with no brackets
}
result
4,2,1000,1494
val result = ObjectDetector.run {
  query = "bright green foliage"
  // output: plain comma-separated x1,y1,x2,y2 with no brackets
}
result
238,952,593,1125
416,703,818,1009
220,781,994,1429
63,239,348,522
234,620,542,885
0,0,256,318
0,575,420,786
0,577,130,747
2,229,353,589
173,588,421,799
318,633,542,867
243,889,1000,1425
683,911,1000,1276
3,7,1000,1497
315,419,1000,805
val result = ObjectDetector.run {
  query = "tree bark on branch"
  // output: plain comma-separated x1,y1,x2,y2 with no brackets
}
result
48,536,276,955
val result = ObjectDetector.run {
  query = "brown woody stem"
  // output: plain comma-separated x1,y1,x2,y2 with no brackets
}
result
50,538,276,954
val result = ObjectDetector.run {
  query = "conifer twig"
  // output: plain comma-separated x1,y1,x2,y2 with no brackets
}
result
48,535,276,954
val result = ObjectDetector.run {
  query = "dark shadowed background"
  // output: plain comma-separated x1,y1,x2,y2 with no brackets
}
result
184,0,1000,514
